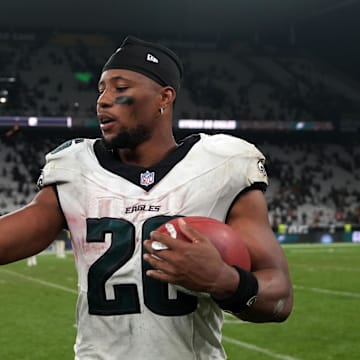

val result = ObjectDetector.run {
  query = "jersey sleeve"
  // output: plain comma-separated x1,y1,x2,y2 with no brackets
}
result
37,139,85,189
201,133,268,191
243,147,268,190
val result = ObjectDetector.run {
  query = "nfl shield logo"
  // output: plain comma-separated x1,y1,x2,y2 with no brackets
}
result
140,170,155,187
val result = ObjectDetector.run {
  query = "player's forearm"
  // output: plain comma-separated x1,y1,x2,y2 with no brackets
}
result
236,268,293,323
0,204,62,264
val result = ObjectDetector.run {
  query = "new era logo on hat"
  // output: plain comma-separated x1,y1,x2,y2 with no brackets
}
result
146,53,159,63
102,36,183,91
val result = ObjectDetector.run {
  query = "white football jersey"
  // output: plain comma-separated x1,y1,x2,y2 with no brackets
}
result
39,133,268,360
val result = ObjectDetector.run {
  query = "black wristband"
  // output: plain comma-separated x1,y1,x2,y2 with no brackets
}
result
211,266,259,313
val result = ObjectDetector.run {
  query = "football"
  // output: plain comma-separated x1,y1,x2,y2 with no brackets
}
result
156,216,251,271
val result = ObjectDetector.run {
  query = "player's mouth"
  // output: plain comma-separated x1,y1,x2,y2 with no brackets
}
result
98,115,116,131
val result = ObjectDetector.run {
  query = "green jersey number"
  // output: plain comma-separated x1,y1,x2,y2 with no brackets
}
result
86,216,197,316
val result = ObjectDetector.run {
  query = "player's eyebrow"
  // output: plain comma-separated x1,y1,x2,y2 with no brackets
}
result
98,75,130,88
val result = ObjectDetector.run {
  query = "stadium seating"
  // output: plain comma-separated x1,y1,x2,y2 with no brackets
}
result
0,128,358,228
0,30,359,228
1,31,360,122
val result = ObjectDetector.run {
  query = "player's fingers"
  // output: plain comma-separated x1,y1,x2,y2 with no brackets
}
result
145,266,173,283
143,234,177,261
143,252,176,276
143,238,169,253
143,236,171,255
177,218,210,244
145,230,187,251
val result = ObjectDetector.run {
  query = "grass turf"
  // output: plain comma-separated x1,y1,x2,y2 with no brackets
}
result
0,243,359,359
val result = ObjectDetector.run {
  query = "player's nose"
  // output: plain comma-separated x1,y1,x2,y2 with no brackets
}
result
97,90,113,108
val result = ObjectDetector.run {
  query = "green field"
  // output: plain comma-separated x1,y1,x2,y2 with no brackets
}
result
0,243,359,359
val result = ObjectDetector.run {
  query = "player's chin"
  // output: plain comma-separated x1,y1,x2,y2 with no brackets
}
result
101,128,123,148
100,132,120,149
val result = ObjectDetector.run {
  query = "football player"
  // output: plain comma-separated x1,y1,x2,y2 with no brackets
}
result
0,36,293,359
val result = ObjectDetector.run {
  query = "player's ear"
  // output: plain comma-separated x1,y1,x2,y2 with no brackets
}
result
159,86,177,110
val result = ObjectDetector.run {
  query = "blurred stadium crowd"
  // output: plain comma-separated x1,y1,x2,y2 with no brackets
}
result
1,31,360,122
0,30,359,229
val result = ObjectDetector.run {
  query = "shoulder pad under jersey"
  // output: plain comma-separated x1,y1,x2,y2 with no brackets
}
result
37,138,94,189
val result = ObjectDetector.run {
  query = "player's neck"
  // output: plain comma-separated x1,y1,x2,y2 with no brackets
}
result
117,137,178,168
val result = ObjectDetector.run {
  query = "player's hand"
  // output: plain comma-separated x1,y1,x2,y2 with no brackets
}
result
143,218,238,296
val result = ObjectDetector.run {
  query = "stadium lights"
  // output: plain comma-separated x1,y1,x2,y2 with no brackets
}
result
178,119,237,130
0,116,72,127
0,77,16,82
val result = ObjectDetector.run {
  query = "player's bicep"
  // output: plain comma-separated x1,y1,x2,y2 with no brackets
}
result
31,185,66,230
0,186,65,264
226,189,287,271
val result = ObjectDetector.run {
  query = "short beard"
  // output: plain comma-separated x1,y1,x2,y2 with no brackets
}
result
101,125,151,150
